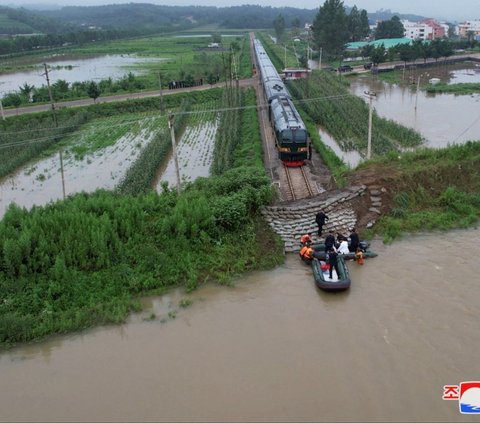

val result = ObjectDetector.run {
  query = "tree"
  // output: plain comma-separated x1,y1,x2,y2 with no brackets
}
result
374,16,405,39
87,81,101,103
359,10,370,39
18,82,34,102
312,0,349,59
211,33,222,44
396,44,414,66
273,14,285,42
291,17,301,36
370,44,386,65
2,92,22,109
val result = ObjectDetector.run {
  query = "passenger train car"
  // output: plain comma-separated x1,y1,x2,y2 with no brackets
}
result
253,38,309,166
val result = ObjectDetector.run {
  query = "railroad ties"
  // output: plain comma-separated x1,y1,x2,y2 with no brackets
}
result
281,164,315,201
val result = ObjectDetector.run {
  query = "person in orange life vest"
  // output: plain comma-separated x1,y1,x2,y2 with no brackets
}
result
355,247,365,265
299,245,314,263
300,233,312,246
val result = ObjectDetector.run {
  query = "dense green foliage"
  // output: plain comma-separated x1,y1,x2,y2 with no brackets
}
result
311,0,368,59
0,166,281,347
288,71,423,156
0,6,73,35
312,0,349,59
374,16,405,39
39,4,316,31
363,142,480,242
425,82,480,95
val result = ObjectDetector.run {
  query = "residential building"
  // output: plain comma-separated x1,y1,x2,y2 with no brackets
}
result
458,20,480,39
401,19,445,40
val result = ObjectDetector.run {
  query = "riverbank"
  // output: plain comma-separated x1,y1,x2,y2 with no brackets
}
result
347,141,480,241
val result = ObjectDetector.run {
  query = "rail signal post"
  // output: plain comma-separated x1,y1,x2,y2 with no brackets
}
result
365,91,376,160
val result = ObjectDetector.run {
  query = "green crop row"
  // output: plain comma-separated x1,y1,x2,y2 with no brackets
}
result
117,99,191,195
288,71,423,157
211,87,243,175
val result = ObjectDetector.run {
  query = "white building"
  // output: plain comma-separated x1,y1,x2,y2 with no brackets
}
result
458,20,480,38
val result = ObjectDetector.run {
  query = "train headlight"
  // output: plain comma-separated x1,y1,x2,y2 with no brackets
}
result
298,147,308,152
278,147,291,152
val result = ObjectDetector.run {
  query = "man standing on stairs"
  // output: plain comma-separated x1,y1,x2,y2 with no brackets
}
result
315,209,329,237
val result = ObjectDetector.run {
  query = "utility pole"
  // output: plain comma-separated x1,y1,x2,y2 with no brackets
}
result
365,91,376,160
43,63,57,127
318,47,322,70
168,113,182,193
0,98,5,120
158,71,164,112
59,149,66,200
284,44,287,70
43,63,66,198
414,75,421,112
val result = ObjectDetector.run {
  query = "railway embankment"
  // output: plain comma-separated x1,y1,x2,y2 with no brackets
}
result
262,184,386,252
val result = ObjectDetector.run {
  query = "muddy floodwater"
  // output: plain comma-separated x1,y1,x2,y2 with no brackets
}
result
0,55,165,93
349,68,480,147
1,229,479,422
321,65,480,167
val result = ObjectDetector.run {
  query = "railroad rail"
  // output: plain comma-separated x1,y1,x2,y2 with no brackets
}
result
283,164,315,201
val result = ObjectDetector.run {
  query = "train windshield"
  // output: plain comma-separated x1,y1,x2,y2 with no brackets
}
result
282,129,307,144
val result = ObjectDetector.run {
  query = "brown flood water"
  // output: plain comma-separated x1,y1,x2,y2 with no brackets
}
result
0,229,479,422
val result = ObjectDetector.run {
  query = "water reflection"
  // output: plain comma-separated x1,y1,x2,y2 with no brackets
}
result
0,55,165,93
324,65,480,165
350,73,480,146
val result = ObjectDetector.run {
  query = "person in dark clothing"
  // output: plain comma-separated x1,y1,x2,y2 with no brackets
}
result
328,248,340,279
324,231,336,253
349,228,360,252
315,210,329,236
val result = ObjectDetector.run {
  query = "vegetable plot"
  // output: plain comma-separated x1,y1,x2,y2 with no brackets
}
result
288,72,424,156
0,112,167,219
156,101,218,191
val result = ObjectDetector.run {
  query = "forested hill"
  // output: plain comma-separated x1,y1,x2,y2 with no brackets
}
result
0,6,74,35
36,4,317,30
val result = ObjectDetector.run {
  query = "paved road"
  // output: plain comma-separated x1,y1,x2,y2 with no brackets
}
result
3,51,480,118
2,78,255,118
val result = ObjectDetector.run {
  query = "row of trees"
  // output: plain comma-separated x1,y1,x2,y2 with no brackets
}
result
364,38,456,66
0,73,146,108
311,0,369,59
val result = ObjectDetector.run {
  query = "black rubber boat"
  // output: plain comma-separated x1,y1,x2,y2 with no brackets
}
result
311,257,351,292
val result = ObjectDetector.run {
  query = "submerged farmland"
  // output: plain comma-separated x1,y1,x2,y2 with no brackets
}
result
156,103,219,191
0,111,167,218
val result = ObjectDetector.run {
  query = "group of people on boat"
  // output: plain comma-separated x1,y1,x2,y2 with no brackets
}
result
299,226,365,267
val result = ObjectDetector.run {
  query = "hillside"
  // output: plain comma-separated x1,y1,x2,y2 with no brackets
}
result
37,4,316,30
0,6,74,35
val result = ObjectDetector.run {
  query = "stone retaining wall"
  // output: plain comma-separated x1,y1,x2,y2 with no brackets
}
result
261,185,367,252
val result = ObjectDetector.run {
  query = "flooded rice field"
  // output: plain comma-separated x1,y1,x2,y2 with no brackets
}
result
0,114,165,219
156,111,218,191
0,229,479,422
0,55,165,94
0,106,219,218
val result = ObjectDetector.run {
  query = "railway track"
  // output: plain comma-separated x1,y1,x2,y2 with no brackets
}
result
283,164,315,201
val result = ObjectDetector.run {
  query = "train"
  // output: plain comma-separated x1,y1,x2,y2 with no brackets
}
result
253,38,310,167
